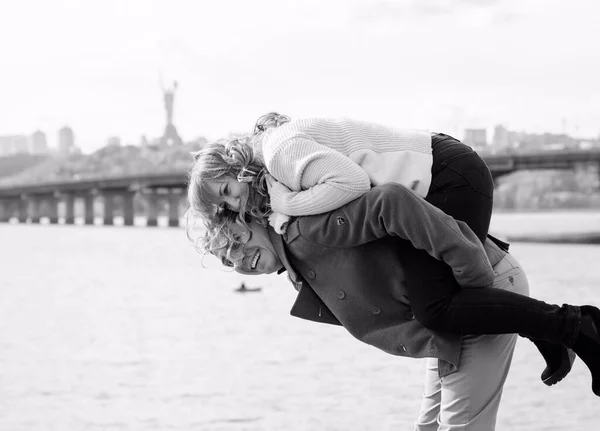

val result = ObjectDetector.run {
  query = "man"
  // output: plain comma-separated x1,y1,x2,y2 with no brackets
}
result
206,184,554,430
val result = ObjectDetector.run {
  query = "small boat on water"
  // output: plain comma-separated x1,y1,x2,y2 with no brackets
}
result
234,283,262,293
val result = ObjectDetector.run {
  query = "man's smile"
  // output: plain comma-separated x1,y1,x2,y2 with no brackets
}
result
251,250,261,270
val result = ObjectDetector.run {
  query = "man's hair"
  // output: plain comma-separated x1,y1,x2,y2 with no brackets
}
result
186,209,244,266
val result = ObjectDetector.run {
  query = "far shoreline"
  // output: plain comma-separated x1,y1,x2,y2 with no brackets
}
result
490,210,600,245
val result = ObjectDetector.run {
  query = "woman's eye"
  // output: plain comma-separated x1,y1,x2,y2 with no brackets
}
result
231,242,241,251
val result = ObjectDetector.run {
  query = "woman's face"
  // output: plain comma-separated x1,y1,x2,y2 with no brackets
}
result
205,176,249,212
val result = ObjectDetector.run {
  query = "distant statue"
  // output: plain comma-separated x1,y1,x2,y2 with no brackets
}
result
160,78,183,146
163,80,177,125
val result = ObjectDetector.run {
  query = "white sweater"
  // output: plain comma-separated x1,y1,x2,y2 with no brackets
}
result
258,117,433,216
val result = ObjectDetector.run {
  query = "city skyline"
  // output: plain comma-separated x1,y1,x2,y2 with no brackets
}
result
1,0,599,152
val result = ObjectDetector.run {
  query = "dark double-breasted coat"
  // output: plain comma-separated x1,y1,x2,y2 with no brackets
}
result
268,184,514,376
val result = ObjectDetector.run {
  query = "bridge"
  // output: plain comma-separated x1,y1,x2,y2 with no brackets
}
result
0,172,189,227
0,149,599,226
482,148,600,179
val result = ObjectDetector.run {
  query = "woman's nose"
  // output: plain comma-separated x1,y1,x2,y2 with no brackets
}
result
225,197,240,211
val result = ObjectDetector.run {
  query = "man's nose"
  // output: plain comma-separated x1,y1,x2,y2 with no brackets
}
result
228,245,248,268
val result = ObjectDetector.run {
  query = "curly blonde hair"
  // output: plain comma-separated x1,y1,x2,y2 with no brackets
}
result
187,211,246,267
253,112,291,134
187,136,270,219
186,112,291,255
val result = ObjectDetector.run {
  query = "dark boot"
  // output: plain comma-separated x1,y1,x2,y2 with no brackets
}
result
570,305,600,396
530,339,576,386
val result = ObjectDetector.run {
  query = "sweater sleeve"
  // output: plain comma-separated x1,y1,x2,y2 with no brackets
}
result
304,183,495,288
264,135,371,216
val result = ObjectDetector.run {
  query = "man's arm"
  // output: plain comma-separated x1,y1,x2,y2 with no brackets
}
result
300,183,495,288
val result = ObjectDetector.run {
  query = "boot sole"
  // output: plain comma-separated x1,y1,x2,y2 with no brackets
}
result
542,348,577,386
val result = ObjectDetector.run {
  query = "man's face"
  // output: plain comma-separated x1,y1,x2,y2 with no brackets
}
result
218,220,283,275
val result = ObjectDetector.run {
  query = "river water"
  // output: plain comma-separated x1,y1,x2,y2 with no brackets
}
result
0,220,599,430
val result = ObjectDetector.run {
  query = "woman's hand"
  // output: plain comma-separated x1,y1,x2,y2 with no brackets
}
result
264,174,291,234
264,173,277,193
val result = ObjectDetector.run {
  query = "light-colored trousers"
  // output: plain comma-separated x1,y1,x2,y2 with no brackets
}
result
414,253,530,431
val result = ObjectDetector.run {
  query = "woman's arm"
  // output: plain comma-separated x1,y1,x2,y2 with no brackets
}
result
264,135,371,216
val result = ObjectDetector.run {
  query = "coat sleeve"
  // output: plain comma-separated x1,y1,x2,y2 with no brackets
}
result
264,135,371,216
303,183,495,288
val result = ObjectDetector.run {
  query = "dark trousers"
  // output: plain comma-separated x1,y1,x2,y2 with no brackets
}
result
427,133,493,242
401,134,579,346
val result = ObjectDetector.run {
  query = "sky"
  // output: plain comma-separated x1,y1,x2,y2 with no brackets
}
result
1,0,599,152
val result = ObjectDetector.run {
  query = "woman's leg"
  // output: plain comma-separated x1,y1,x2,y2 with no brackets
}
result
399,240,600,395
417,134,576,385
401,243,578,345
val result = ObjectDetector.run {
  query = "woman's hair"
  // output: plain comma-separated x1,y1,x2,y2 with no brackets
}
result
186,136,270,254
253,112,291,134
187,137,269,220
186,111,291,255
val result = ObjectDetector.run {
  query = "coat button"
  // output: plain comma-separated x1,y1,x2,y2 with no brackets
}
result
336,216,346,225
307,270,316,279
371,306,381,315
405,311,415,320
399,344,407,352
336,290,346,300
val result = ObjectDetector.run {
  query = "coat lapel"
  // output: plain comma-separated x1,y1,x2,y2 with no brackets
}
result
268,226,342,326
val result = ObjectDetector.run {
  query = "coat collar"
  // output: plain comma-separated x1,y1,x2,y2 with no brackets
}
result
267,226,302,285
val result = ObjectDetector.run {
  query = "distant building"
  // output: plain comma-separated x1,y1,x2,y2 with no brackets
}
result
58,126,75,155
492,125,509,149
517,132,578,152
106,136,122,147
492,125,521,152
0,135,29,156
30,130,48,154
463,129,488,150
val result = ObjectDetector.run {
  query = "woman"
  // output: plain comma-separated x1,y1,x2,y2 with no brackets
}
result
186,113,599,392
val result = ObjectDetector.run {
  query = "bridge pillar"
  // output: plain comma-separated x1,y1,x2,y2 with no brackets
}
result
7,198,17,222
168,190,182,227
0,199,7,222
48,195,59,224
122,191,135,226
103,192,115,226
30,197,41,224
84,194,95,225
64,194,75,225
147,192,158,227
18,196,28,223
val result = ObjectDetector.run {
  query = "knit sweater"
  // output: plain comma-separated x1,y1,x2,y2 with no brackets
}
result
258,117,433,216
